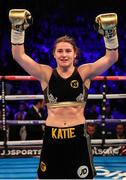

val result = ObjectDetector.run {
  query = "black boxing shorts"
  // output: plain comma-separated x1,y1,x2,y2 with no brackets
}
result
37,124,96,179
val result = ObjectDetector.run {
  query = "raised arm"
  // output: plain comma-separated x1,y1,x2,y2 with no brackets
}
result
79,13,119,80
9,9,52,81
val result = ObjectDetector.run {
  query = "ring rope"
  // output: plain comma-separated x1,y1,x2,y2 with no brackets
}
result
0,94,126,100
0,119,126,125
1,75,126,81
0,139,126,146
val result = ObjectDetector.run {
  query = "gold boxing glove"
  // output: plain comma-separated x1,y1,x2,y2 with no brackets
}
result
9,9,32,44
9,9,32,31
95,13,118,50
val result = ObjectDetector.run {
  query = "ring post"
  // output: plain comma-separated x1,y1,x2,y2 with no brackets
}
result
101,77,107,147
1,78,8,155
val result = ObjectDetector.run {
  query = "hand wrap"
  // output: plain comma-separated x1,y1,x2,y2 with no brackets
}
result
9,9,32,44
95,13,118,50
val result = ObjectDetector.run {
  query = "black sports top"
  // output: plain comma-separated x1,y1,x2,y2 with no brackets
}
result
43,68,88,107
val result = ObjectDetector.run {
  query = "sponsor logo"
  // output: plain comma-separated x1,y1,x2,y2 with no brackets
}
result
96,166,126,178
40,161,47,172
92,146,121,155
70,80,79,88
0,149,41,156
77,165,89,178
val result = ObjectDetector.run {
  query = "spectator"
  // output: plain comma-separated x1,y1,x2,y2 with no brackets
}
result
25,99,46,140
86,123,101,139
14,102,27,120
9,102,27,140
109,123,126,139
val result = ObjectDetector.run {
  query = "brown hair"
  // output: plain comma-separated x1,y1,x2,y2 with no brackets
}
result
53,35,79,55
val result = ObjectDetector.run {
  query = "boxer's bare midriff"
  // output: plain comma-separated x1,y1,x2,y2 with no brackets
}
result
46,106,85,127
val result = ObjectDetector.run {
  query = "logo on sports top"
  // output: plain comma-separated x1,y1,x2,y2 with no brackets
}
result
40,161,47,172
77,165,89,178
70,80,79,88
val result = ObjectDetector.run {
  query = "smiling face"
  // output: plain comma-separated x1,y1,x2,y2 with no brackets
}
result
53,35,78,69
53,42,77,68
